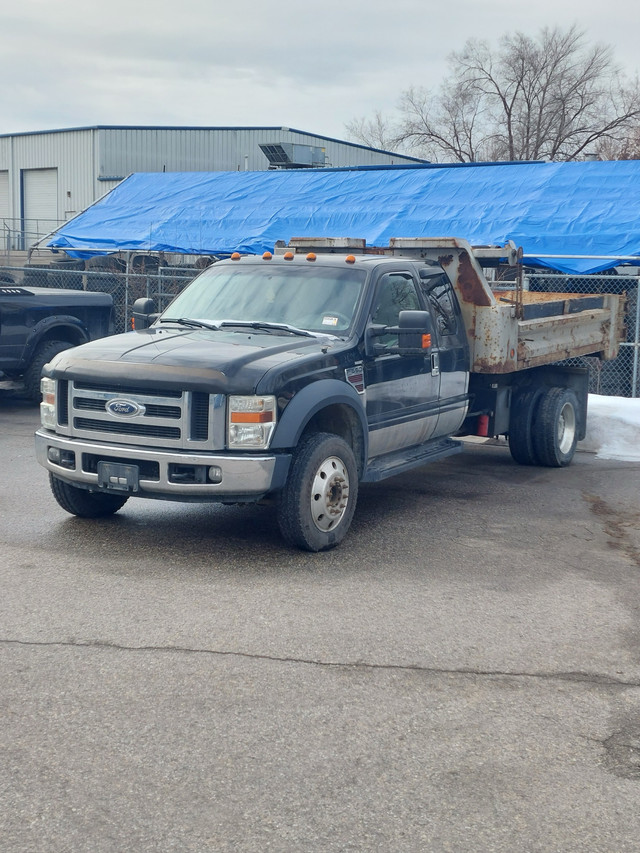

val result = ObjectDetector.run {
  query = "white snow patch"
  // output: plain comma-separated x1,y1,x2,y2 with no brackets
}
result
578,394,640,462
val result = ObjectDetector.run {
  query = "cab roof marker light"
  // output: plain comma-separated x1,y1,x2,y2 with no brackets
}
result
306,253,317,262
231,252,241,261
283,252,294,260
262,252,273,260
345,255,356,264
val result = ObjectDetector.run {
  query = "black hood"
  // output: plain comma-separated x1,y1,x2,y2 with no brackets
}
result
47,326,340,394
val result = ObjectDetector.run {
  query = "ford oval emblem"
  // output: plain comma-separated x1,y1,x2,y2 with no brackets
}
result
106,398,145,418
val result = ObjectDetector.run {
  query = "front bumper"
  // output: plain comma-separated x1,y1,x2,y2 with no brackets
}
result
35,429,291,500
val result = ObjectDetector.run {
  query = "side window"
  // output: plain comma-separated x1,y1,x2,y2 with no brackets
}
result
372,272,420,324
419,273,458,337
372,273,421,347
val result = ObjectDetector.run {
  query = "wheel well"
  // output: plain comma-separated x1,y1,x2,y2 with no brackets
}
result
300,404,365,476
35,326,85,348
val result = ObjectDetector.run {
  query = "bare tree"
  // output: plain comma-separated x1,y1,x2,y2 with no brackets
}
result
347,26,640,162
343,111,401,152
597,126,640,160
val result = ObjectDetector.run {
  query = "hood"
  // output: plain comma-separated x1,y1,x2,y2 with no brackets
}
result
47,325,339,394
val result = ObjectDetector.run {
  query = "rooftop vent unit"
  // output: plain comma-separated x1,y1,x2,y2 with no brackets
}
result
259,142,327,169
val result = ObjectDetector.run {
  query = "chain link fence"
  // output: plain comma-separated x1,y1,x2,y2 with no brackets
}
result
526,272,639,398
0,261,638,397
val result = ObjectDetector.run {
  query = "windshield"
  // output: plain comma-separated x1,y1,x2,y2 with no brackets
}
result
161,263,367,335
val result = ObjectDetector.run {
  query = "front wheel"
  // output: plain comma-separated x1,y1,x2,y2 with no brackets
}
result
23,340,71,403
532,387,580,467
49,474,129,517
277,432,359,551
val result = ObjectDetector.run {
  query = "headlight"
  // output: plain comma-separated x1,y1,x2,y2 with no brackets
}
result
40,377,57,428
227,395,277,449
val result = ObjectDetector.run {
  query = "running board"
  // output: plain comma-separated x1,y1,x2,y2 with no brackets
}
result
362,438,463,483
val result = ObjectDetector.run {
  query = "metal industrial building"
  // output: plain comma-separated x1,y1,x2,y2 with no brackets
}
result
0,125,426,253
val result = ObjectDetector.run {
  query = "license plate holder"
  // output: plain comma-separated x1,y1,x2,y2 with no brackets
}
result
97,461,140,492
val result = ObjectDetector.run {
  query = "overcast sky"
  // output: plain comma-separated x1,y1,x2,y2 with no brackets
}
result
2,0,639,143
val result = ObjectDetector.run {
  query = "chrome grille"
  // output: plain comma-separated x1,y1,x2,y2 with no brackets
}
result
63,381,226,450
74,380,183,398
73,397,182,418
74,418,181,439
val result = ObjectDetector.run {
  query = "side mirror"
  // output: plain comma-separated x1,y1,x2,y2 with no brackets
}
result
397,310,433,353
365,310,434,357
131,297,159,330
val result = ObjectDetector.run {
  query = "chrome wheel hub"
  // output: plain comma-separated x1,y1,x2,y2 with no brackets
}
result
557,402,577,454
310,456,350,532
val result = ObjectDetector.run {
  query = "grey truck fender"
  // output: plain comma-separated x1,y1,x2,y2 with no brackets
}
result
270,378,369,463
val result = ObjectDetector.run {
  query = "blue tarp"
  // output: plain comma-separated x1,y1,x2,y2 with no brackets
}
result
47,160,640,274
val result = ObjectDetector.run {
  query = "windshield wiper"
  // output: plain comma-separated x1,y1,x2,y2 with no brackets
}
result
217,321,316,338
159,317,222,331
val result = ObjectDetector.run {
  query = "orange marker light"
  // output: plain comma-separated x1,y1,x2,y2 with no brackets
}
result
422,334,432,348
230,411,274,423
283,252,294,260
345,255,356,264
306,253,317,262
262,251,272,260
231,252,241,261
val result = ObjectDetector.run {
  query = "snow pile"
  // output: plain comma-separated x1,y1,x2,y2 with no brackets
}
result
579,394,640,462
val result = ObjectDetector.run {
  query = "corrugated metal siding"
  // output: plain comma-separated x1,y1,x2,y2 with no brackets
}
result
0,171,9,218
98,127,419,177
0,171,9,252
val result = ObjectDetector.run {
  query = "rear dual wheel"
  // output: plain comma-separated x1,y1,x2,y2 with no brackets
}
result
508,388,543,465
532,387,579,467
509,386,579,468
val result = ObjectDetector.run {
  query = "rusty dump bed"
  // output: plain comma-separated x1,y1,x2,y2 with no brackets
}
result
488,290,626,373
386,238,626,375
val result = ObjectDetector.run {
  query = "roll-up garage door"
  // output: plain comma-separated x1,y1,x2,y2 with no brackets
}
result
22,168,59,242
0,171,8,251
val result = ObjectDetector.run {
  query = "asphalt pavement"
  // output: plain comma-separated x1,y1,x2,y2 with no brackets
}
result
2,395,640,852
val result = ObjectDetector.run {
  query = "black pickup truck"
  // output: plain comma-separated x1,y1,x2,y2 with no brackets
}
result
34,238,624,551
0,285,114,401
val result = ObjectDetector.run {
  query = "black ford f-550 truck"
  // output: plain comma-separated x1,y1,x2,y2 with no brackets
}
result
35,238,625,550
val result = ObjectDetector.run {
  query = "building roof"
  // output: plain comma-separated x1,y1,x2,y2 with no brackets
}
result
47,159,640,274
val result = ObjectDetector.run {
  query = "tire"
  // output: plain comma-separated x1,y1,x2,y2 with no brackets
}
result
49,474,129,518
532,387,579,467
23,340,72,403
508,388,543,465
277,432,359,552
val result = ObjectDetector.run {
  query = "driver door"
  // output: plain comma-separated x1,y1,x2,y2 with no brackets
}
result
364,270,441,460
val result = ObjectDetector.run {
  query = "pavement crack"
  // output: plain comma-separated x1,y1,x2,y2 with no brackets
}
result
2,637,640,688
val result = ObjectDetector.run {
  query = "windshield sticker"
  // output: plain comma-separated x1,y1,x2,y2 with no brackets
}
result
322,316,339,326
